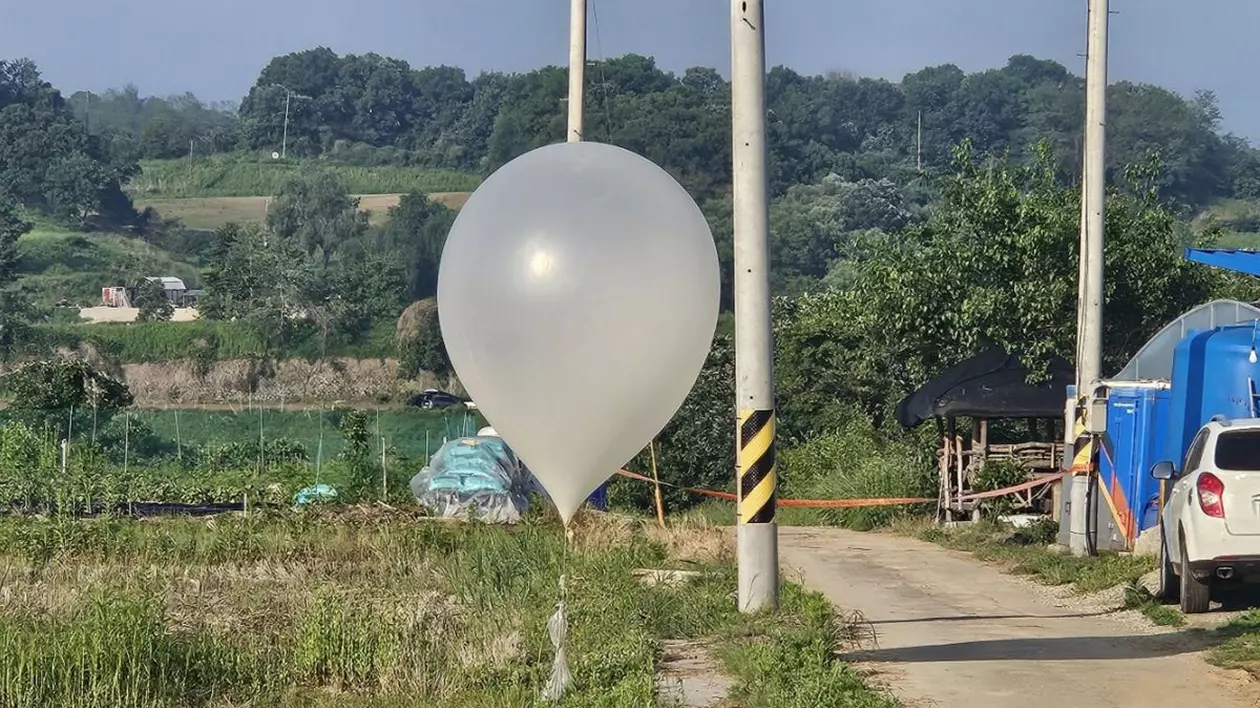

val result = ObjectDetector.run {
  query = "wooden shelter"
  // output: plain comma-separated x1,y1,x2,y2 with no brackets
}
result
895,346,1073,520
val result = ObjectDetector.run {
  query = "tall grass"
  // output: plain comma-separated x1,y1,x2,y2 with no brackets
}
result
0,591,276,707
780,418,935,530
917,520,1156,591
128,154,480,198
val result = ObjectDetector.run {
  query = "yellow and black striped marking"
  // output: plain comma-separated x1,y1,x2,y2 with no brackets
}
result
1071,396,1095,475
738,408,776,524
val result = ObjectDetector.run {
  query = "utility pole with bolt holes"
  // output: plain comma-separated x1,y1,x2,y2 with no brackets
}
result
567,0,586,143
731,0,778,613
1069,0,1109,557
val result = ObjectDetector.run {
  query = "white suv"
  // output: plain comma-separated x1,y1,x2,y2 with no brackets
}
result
1153,418,1260,613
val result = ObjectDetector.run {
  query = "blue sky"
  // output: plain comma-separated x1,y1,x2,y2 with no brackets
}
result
5,0,1259,140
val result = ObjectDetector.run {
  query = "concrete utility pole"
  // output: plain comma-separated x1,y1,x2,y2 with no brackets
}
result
1069,0,1109,557
731,0,778,612
282,89,291,159
567,0,586,142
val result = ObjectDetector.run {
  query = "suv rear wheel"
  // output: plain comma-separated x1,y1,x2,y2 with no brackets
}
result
1179,534,1211,614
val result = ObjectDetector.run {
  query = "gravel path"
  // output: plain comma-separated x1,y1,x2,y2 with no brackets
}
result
780,526,1260,708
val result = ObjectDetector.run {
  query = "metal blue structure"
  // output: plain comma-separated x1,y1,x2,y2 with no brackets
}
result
1185,248,1260,278
1165,323,1260,466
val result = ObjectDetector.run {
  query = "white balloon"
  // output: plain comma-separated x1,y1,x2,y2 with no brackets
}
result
438,142,720,524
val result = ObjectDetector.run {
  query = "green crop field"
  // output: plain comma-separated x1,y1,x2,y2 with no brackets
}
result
132,406,482,463
127,153,480,199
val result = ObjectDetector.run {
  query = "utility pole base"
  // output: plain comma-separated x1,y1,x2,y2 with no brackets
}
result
1068,475,1090,556
737,522,779,613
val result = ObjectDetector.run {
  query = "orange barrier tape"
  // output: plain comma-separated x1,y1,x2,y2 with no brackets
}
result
613,468,1068,509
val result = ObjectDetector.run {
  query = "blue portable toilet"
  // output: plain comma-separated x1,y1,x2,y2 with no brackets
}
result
1098,384,1171,542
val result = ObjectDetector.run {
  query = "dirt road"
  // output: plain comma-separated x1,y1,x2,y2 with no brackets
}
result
780,527,1260,708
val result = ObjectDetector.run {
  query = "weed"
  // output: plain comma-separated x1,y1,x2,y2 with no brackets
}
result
1207,609,1260,679
1122,583,1184,627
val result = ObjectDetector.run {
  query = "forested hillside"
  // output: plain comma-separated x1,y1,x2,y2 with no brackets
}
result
229,49,1260,210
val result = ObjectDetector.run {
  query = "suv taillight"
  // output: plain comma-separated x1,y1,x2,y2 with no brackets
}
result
1198,472,1226,518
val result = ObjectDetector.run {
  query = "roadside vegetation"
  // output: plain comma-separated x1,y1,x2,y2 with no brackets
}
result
914,519,1157,592
1209,610,1260,680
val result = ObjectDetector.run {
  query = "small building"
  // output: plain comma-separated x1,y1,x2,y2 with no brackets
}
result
100,277,202,308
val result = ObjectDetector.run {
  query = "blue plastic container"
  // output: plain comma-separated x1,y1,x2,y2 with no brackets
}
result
1165,324,1260,468
1099,386,1171,538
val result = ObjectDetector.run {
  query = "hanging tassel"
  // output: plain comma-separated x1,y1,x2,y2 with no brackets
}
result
541,574,572,702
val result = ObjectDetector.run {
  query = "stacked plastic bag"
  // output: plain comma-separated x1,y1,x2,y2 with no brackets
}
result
409,435,535,523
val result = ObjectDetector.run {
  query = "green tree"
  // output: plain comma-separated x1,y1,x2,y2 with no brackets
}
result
5,359,133,411
769,175,914,294
772,142,1254,438
338,409,375,498
0,192,32,360
199,222,314,352
379,191,456,301
0,59,138,227
266,172,368,270
841,142,1222,405
133,278,174,322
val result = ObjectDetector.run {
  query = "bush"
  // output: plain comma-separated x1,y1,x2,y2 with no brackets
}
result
782,418,935,531
973,460,1029,518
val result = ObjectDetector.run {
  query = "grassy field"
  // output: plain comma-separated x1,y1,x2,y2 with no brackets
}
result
127,154,480,199
14,230,202,309
1196,198,1260,249
0,509,898,707
138,192,472,230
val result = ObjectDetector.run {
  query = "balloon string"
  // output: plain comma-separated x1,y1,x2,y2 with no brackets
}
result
542,523,574,702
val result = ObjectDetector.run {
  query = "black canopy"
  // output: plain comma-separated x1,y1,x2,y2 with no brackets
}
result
894,346,1074,429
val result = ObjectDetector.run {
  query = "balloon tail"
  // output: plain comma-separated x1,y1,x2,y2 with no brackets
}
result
542,573,572,702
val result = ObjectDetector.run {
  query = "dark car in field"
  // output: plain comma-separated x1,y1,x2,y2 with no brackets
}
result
407,389,466,410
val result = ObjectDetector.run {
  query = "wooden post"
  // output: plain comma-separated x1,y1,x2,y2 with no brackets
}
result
946,417,957,519
649,441,666,528
954,421,965,509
